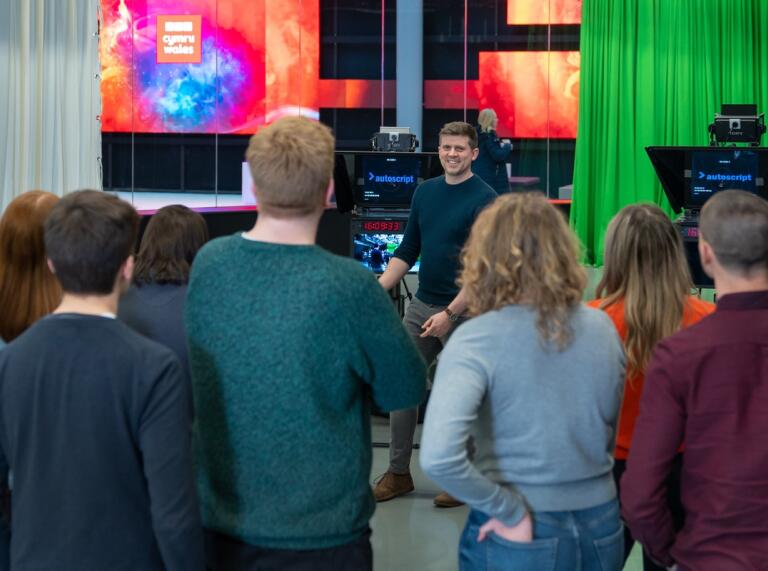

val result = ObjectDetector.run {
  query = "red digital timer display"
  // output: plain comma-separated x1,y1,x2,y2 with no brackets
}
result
362,221,403,232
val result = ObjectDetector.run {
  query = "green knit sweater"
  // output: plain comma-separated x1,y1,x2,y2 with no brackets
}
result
186,235,426,550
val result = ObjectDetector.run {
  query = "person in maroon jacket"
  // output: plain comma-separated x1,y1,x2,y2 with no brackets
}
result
622,189,768,571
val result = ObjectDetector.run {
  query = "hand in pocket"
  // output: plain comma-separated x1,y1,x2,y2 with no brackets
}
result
478,513,533,544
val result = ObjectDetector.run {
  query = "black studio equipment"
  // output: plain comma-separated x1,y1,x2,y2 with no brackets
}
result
708,104,766,147
371,126,419,153
646,145,768,287
332,131,440,315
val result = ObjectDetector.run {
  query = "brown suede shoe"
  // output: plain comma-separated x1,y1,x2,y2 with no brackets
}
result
433,492,464,508
373,471,414,502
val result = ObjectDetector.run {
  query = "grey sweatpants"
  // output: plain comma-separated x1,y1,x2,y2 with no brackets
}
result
389,296,463,474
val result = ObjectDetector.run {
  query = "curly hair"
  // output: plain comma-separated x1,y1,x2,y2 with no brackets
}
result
460,192,586,349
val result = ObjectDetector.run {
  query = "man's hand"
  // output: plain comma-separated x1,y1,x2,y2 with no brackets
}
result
478,513,533,543
420,310,453,338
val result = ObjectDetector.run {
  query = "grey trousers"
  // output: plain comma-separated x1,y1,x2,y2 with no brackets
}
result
389,297,462,474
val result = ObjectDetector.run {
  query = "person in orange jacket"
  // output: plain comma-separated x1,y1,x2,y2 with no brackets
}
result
588,203,714,571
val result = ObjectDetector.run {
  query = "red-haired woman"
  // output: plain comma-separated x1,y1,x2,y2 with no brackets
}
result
0,191,62,344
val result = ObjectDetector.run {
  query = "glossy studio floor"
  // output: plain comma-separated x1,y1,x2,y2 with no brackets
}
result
367,268,706,570
368,418,644,571
112,194,653,570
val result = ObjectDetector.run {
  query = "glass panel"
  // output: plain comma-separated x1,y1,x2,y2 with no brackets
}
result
318,0,396,150
216,0,332,208
418,0,581,199
212,0,267,208
422,0,468,152
98,1,583,208
100,0,221,210
547,0,581,200
99,0,136,204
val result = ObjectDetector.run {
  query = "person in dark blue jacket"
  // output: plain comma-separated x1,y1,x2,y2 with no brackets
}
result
118,204,209,385
0,191,204,571
473,108,512,194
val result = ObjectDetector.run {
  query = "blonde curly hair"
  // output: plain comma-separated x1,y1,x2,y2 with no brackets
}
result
460,192,586,349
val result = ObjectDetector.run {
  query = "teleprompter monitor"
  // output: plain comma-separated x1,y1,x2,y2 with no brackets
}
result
688,149,759,209
333,151,441,212
353,154,422,208
646,146,768,212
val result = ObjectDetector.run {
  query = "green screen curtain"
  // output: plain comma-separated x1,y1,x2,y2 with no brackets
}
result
572,0,768,264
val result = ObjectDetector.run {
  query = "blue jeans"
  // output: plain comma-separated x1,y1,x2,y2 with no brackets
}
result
459,500,624,571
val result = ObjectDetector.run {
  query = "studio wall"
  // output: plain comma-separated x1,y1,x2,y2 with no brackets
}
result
99,0,582,205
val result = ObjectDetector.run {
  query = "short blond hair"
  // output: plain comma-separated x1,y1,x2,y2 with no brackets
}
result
245,116,335,217
477,108,497,133
460,192,586,349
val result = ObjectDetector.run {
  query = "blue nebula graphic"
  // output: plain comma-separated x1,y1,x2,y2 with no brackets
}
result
138,37,246,131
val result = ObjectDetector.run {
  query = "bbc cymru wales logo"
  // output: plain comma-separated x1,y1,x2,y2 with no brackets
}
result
157,15,202,64
368,172,415,184
698,171,753,183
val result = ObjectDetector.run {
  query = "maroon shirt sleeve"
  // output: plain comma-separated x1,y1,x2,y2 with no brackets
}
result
620,341,686,567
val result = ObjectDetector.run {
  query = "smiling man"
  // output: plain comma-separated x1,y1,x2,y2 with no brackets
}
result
374,121,497,507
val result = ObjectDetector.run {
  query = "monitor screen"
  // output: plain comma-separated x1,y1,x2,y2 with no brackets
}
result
688,150,758,208
352,233,419,274
354,155,422,208
721,104,758,116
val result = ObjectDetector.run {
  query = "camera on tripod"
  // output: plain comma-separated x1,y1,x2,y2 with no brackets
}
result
371,126,419,152
708,104,765,146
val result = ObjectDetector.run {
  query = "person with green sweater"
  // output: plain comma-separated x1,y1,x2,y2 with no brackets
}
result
186,116,426,571
375,121,497,507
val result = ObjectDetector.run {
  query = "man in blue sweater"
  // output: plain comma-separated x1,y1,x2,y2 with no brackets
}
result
186,117,425,570
0,191,204,571
375,121,497,506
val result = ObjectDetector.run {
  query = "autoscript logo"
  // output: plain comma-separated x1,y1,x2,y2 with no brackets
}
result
698,171,753,183
368,172,415,184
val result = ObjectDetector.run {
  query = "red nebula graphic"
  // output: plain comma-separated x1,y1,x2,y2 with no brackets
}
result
477,51,580,139
100,0,580,139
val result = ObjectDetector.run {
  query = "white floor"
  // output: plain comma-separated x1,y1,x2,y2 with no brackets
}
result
368,417,643,571
370,418,468,571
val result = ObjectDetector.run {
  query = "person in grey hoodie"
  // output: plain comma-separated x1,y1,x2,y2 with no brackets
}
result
421,193,626,571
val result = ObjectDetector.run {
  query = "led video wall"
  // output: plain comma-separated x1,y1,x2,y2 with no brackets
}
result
101,0,318,133
507,0,581,25
100,0,581,138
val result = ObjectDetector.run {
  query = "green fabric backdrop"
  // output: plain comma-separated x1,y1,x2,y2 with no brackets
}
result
572,0,768,264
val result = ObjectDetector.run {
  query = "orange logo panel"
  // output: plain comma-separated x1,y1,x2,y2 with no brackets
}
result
157,15,202,64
